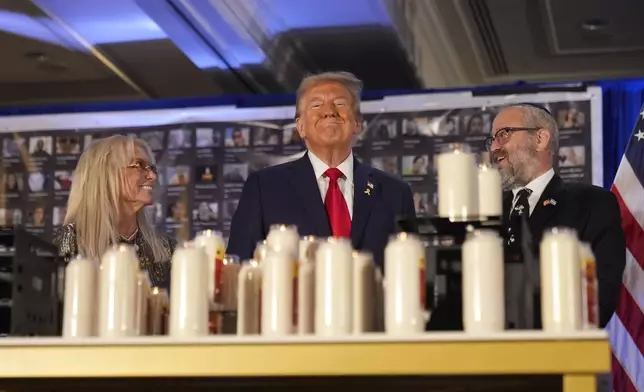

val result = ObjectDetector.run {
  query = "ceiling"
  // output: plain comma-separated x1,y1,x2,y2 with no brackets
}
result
0,0,643,107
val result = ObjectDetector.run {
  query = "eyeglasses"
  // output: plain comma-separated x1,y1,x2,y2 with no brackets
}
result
127,159,158,175
484,127,539,151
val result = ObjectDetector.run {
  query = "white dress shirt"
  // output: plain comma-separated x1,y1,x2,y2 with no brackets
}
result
511,168,555,216
308,151,354,219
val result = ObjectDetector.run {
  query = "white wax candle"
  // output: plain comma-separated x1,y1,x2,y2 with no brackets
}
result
315,238,353,336
148,288,169,335
384,233,426,335
237,261,262,335
266,224,299,258
254,240,269,262
297,236,318,335
194,230,226,307
221,256,241,311
540,228,582,333
462,230,505,333
98,245,139,338
437,146,478,220
134,271,151,336
352,251,375,334
477,164,503,218
261,248,295,336
169,244,210,337
62,256,98,338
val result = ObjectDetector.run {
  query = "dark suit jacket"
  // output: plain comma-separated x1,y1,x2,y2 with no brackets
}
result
503,174,626,327
226,153,417,268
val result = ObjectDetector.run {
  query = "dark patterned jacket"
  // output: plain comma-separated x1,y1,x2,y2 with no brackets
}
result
53,223,176,289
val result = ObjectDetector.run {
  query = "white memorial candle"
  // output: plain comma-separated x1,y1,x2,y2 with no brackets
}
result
254,240,269,262
134,271,151,336
266,224,299,257
237,260,262,335
384,233,426,335
298,236,319,335
169,243,210,337
477,163,503,218
98,245,139,338
62,255,98,338
437,143,478,220
352,251,375,334
540,228,582,333
315,238,353,336
194,230,226,307
261,248,295,336
462,229,505,333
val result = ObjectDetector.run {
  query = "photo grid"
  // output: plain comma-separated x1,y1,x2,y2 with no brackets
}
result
0,101,592,243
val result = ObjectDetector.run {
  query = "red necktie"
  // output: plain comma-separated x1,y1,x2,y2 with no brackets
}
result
324,168,351,238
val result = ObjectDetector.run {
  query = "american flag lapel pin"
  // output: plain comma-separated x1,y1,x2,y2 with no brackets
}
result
543,198,557,207
365,181,373,195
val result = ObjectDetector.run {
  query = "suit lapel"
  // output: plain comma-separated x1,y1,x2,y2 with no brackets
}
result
351,158,374,246
528,175,564,235
288,155,332,237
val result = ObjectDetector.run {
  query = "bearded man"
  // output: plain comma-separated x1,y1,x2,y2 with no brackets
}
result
488,103,625,328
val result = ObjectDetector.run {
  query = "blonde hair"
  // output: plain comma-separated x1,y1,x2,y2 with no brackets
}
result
64,135,167,261
295,71,363,119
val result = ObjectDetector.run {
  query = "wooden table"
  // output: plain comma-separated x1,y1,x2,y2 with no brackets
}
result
0,330,610,392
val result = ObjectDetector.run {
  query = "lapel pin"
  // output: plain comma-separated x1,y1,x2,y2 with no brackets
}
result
367,181,374,189
543,198,557,207
364,188,371,196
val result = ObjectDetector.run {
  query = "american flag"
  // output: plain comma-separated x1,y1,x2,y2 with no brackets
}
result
608,107,644,392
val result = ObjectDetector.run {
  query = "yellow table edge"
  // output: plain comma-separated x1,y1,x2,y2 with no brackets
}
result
0,338,610,379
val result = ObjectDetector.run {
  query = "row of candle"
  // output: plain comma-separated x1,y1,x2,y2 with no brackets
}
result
61,222,598,339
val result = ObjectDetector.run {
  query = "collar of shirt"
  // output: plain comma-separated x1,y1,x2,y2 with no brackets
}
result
511,168,555,215
308,150,354,185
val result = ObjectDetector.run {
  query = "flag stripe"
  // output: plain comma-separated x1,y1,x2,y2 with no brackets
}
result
622,250,644,324
608,313,644,391
625,133,644,187
613,159,644,232
612,187,644,270
612,352,638,392
610,109,644,392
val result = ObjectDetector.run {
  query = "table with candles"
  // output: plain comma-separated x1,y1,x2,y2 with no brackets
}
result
0,144,609,392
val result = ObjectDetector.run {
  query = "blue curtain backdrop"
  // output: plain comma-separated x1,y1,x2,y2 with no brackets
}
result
1,79,644,189
599,79,644,188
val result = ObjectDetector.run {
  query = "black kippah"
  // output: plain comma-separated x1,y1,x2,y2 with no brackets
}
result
514,102,552,116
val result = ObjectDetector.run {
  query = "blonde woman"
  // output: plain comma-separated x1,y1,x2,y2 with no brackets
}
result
54,135,175,289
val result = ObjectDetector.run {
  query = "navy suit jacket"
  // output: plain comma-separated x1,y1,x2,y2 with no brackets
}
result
226,153,417,267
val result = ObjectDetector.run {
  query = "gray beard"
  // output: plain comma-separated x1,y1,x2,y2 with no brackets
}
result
499,147,541,191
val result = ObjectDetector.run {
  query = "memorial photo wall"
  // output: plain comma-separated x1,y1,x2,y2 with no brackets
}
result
0,90,600,244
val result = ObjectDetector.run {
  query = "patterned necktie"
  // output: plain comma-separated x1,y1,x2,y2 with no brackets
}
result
510,188,533,220
507,187,532,249
324,168,351,238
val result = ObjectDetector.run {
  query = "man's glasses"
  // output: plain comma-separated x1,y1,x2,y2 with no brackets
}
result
484,127,539,151
127,159,158,175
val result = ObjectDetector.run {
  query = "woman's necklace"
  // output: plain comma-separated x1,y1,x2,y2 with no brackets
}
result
120,228,139,242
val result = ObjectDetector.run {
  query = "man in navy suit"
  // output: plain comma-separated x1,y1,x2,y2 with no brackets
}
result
226,71,417,267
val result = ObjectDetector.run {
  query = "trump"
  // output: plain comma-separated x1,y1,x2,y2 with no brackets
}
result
226,71,417,267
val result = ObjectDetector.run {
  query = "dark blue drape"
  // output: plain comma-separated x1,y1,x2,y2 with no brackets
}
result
598,79,644,188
